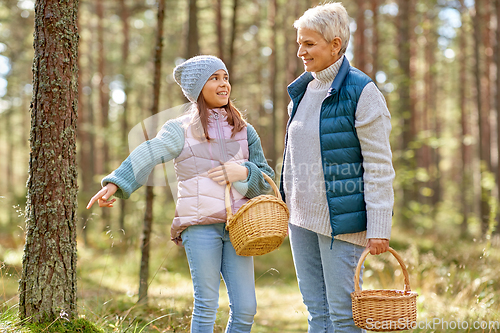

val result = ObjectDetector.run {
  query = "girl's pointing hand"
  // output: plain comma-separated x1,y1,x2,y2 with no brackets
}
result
87,183,118,209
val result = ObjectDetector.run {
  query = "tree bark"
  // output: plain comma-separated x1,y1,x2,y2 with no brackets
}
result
254,0,266,137
95,0,111,229
80,15,97,244
482,0,493,173
118,0,131,233
423,7,437,205
77,9,91,246
19,0,79,322
215,0,224,60
397,0,416,223
138,0,166,305
186,0,200,58
354,0,366,73
227,0,240,76
473,0,491,232
96,0,109,173
284,0,302,130
268,0,278,166
460,0,472,235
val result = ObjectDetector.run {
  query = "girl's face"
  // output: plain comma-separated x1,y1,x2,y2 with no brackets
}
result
201,69,231,108
296,27,341,72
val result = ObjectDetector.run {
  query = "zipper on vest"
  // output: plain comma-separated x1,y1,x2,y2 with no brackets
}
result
213,110,234,211
213,111,229,163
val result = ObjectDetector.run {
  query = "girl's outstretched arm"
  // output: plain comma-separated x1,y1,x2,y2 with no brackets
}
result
100,119,185,199
86,183,118,209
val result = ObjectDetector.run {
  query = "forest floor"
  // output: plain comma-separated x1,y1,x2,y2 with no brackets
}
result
1,224,500,332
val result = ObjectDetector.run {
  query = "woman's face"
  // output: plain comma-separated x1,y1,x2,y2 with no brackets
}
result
201,69,231,109
296,27,341,72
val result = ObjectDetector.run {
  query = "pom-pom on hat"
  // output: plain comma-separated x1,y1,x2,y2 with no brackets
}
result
173,55,228,102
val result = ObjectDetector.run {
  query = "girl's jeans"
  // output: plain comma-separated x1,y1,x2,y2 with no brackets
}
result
181,223,256,333
289,223,365,333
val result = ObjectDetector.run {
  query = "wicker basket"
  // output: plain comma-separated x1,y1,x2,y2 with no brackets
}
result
351,247,418,332
225,172,289,256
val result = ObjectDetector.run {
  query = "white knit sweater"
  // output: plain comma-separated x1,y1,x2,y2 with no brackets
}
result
283,56,395,247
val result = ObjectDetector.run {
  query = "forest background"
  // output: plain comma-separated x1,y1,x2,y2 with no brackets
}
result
1,0,500,332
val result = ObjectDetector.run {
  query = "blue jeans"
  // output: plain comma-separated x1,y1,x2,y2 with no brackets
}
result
181,224,256,333
289,223,365,333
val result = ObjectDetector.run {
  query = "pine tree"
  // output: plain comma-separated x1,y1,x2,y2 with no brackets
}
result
19,0,79,323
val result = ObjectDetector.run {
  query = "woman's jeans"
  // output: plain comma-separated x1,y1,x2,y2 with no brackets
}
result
289,223,365,333
181,223,256,333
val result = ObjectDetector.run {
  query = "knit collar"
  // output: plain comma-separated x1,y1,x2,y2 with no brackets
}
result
310,55,344,89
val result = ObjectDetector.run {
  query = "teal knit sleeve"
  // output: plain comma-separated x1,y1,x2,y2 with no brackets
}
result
232,123,275,198
101,119,185,199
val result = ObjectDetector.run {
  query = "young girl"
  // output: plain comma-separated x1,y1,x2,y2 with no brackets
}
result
87,55,274,333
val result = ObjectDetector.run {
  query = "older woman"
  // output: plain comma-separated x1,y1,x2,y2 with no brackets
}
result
280,3,395,332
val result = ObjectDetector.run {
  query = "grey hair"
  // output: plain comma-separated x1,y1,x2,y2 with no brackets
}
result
293,2,350,56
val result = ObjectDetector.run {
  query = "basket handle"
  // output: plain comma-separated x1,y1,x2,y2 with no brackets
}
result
225,171,280,221
353,247,412,293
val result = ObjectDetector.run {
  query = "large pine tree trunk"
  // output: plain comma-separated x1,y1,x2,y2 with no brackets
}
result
19,0,79,322
138,0,166,304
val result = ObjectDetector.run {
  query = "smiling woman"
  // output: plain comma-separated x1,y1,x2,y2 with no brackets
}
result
281,2,396,332
296,27,341,73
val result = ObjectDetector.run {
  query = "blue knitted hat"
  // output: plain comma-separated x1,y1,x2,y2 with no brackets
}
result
173,55,228,102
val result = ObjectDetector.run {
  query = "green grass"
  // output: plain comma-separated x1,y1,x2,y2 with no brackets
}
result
25,318,103,333
1,223,500,332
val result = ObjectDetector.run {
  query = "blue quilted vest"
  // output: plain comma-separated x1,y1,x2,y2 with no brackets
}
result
280,58,373,237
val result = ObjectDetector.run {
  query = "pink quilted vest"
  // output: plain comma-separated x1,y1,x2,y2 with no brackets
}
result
170,108,249,244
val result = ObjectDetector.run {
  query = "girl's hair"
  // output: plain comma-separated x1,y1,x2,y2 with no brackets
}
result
196,94,246,141
293,2,350,56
